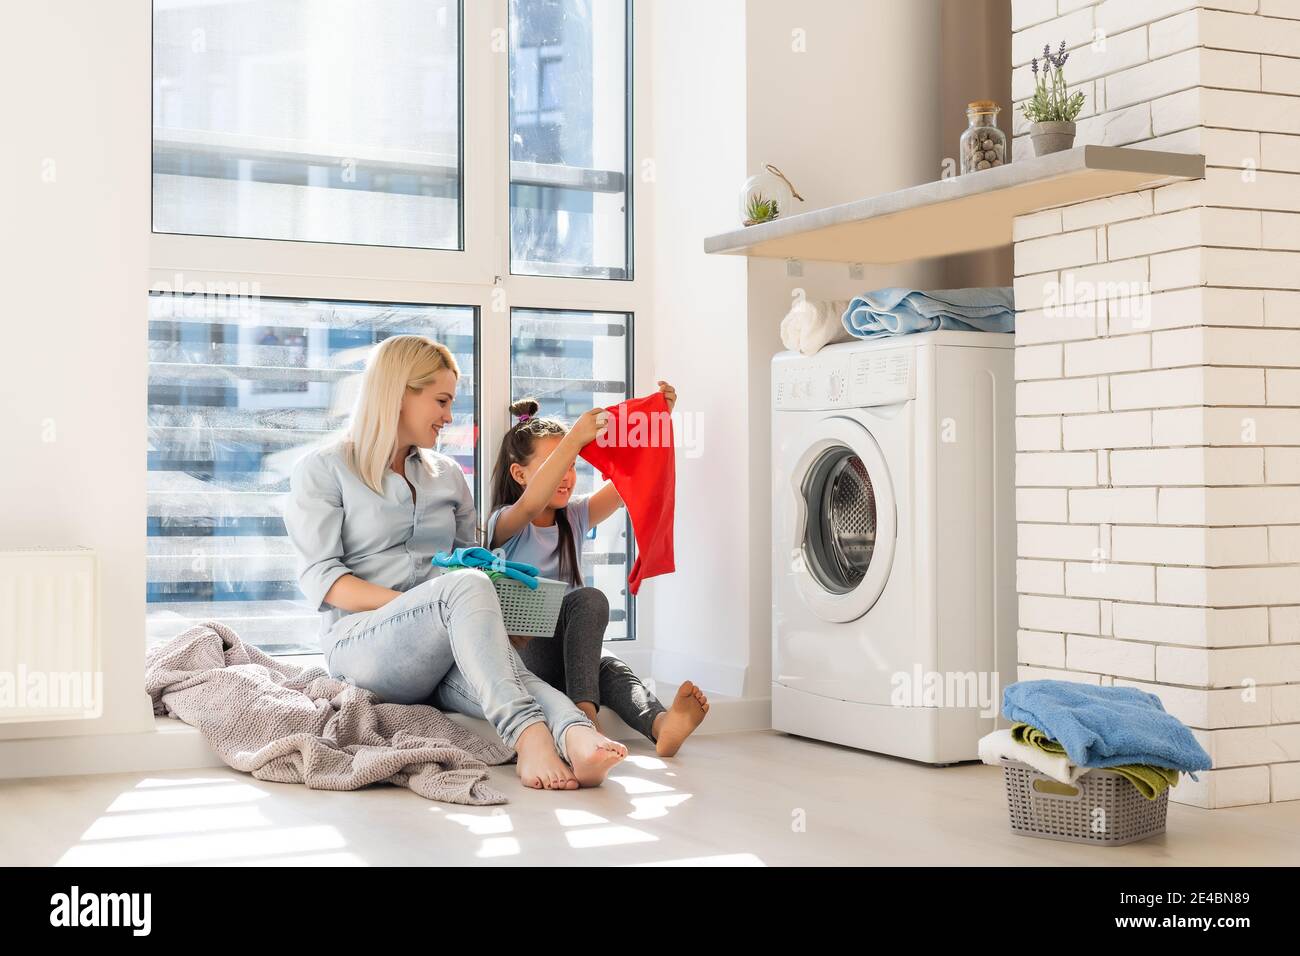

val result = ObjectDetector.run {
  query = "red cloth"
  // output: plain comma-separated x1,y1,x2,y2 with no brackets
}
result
579,392,676,595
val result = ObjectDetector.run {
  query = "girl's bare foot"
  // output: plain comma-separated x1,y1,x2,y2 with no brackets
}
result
563,723,627,787
653,681,709,757
515,722,578,790
577,700,601,733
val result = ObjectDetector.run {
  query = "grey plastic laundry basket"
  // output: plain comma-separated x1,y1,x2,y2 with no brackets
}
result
431,565,567,637
1000,760,1168,846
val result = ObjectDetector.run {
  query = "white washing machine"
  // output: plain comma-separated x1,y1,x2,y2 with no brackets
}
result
772,331,1017,764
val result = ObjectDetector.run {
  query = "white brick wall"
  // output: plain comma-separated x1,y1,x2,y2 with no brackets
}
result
1012,0,1300,807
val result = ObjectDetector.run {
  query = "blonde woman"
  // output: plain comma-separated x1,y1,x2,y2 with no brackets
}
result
283,335,627,790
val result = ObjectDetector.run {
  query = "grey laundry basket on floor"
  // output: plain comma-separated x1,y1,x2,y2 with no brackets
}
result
1000,760,1169,846
431,565,567,637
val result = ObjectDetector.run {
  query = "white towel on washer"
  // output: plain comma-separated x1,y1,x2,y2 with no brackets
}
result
978,728,1086,785
780,298,853,356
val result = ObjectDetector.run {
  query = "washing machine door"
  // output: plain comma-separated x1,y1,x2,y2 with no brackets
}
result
788,415,897,623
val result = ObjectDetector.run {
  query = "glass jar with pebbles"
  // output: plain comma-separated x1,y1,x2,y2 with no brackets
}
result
960,100,1006,174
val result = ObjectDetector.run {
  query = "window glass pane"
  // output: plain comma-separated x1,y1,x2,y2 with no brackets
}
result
509,0,630,279
147,293,477,654
509,309,633,640
152,0,462,250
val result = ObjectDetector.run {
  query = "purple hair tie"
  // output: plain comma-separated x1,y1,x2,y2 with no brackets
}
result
517,414,531,422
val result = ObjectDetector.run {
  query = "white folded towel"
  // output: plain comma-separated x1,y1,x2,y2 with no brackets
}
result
977,728,1086,785
780,298,853,356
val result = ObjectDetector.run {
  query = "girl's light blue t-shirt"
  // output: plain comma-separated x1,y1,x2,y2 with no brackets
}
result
485,495,592,591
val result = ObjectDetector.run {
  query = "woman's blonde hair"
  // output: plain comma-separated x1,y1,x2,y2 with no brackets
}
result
345,334,459,494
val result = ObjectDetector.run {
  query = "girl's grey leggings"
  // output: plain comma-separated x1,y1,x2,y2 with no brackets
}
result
518,587,667,742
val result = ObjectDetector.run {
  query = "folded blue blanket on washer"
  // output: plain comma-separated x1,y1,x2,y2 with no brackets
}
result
1002,679,1212,776
841,287,1015,338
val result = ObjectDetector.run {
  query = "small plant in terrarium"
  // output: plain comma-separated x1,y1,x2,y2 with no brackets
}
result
739,163,803,227
744,192,780,226
1022,41,1086,124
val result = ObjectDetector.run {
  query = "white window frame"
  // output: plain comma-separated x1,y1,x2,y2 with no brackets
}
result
148,0,655,666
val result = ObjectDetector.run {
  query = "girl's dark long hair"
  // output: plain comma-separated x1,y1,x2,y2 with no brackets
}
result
488,397,583,587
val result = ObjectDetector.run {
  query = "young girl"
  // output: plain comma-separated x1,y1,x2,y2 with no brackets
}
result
485,384,709,757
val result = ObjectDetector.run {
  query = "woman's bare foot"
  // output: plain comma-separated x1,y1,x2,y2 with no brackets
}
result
563,723,627,787
577,700,601,733
515,722,578,790
653,681,710,757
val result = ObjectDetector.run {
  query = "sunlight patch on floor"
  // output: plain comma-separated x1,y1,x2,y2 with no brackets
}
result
628,793,692,819
106,781,267,812
59,825,347,866
623,755,667,770
81,805,268,840
51,776,349,866
445,811,512,835
606,775,675,795
476,837,521,858
555,808,609,826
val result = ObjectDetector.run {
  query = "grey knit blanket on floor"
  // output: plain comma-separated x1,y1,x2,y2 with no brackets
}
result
145,621,515,805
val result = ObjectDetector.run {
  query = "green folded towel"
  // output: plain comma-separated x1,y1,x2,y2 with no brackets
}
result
1011,722,1179,800
1106,763,1181,800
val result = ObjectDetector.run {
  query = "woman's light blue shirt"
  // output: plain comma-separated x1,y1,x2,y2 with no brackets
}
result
485,496,592,592
282,442,478,649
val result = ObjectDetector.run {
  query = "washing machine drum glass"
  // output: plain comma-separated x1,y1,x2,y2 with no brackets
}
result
802,447,878,593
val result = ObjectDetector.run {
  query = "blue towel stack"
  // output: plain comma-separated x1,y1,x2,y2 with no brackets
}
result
841,287,1015,339
1002,680,1212,778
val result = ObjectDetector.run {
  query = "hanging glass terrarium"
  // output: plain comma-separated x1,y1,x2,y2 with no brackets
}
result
740,164,804,226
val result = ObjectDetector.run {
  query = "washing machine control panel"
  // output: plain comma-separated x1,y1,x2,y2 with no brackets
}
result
774,348,915,409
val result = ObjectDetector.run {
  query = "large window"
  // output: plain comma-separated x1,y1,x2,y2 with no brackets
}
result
146,293,477,653
150,1,644,657
509,0,631,278
511,309,633,639
152,0,462,249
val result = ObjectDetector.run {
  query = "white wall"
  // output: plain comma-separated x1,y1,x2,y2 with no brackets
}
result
0,1,155,741
646,0,753,695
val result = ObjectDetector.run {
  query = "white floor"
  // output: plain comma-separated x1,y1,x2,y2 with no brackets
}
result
3,729,1298,866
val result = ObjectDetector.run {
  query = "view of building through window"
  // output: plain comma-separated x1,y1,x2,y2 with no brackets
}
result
152,0,462,249
146,294,476,654
509,0,631,278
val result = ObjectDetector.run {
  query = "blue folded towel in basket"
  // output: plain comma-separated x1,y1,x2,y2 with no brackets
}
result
841,287,1015,338
1002,679,1212,777
433,547,540,589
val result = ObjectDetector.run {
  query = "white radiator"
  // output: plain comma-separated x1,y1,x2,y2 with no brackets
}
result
0,547,101,723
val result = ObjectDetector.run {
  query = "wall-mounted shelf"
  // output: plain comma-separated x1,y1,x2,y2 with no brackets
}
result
703,146,1204,265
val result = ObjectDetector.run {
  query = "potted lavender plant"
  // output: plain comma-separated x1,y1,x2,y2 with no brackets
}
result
1023,41,1086,156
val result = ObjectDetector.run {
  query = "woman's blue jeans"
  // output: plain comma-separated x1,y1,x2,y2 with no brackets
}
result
325,569,592,759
